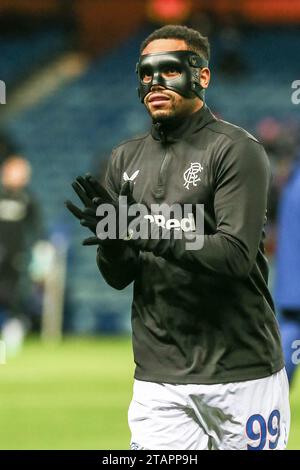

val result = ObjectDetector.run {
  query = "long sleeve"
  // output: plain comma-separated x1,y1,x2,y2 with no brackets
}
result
96,149,140,290
158,137,270,279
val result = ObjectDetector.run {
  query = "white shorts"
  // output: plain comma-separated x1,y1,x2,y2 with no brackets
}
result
128,368,290,450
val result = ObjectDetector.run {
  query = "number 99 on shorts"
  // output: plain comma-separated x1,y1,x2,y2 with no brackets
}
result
246,410,281,450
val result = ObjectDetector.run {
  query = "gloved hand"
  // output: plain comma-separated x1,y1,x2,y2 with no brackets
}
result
65,174,136,246
126,204,208,259
126,219,177,257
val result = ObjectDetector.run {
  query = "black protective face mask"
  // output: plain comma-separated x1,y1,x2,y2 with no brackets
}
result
136,50,208,103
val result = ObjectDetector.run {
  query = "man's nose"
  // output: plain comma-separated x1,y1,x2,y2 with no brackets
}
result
150,84,165,92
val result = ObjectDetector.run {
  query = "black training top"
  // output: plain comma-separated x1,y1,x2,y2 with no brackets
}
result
97,104,284,384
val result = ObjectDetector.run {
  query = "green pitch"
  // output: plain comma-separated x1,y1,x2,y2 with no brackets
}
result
0,337,299,450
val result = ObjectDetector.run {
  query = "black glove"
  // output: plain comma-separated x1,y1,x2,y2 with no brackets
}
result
126,204,211,259
65,174,136,246
83,179,137,246
126,221,177,257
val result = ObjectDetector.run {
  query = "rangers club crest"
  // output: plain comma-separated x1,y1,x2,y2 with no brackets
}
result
183,162,204,189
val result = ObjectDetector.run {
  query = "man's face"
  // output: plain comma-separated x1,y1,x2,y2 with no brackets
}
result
141,39,209,123
1,156,31,190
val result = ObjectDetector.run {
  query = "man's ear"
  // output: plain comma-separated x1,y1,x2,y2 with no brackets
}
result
200,67,210,90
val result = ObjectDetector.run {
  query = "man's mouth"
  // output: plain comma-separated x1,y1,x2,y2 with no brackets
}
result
148,93,170,105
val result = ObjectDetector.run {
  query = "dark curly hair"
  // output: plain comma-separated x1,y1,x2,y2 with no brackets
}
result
140,24,210,61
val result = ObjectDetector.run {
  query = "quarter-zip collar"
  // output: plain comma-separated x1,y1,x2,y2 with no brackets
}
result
151,103,216,144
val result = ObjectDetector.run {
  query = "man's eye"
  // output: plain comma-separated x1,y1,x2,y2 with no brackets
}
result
142,74,152,84
141,69,152,83
162,68,181,78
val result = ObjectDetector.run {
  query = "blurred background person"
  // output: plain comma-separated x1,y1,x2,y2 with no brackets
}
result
0,155,44,354
274,149,300,385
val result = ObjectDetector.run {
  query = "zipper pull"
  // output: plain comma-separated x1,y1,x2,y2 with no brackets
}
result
155,122,166,143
